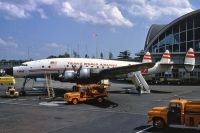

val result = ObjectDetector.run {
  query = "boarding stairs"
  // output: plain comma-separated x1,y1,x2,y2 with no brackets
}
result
129,71,150,94
44,73,55,98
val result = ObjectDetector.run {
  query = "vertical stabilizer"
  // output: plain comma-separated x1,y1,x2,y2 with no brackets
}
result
160,50,170,63
184,48,195,72
142,52,152,63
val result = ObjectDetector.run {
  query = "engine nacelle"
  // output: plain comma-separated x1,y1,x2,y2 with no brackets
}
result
62,68,91,81
79,68,91,78
64,70,76,80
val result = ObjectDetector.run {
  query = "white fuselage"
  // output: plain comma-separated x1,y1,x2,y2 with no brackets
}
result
13,58,139,77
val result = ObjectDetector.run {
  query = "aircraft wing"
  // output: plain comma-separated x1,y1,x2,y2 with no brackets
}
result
168,63,185,68
159,62,174,66
99,62,155,78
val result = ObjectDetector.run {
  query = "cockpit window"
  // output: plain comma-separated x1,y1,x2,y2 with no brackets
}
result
21,64,28,66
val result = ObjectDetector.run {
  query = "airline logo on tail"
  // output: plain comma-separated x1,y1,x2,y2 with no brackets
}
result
142,52,152,63
184,48,195,72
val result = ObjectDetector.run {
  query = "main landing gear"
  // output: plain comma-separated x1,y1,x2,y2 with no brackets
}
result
19,77,30,96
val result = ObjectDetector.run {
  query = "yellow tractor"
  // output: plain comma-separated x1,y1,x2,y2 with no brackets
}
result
64,84,109,104
5,86,19,97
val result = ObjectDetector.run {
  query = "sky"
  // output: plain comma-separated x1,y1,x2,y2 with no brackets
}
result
0,0,200,60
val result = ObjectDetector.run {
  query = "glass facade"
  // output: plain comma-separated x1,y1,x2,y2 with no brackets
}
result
148,14,200,53
143,11,200,83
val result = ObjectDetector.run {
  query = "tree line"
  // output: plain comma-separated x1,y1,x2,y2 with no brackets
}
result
47,50,132,61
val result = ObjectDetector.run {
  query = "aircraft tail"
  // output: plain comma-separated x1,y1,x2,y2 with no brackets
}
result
184,48,195,72
160,50,171,64
142,51,152,63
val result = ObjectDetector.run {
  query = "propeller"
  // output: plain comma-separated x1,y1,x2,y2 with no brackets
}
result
58,65,83,80
72,65,82,78
76,65,82,78
58,68,66,79
0,68,13,76
72,65,76,72
0,69,6,76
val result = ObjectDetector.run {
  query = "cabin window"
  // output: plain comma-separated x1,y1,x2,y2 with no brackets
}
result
169,103,181,113
42,66,44,68
67,65,69,67
91,66,93,68
97,66,99,68
48,66,51,68
22,64,28,66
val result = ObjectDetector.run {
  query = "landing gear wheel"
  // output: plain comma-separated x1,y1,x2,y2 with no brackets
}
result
153,118,165,129
136,87,141,95
97,97,104,103
72,98,78,105
19,90,26,96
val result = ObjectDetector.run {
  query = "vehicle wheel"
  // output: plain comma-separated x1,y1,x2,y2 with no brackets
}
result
72,98,78,105
153,118,165,129
97,97,104,103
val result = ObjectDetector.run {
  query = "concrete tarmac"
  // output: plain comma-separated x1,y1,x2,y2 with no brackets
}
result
0,78,200,133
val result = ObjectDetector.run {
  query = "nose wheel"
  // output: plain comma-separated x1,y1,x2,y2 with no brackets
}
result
20,77,30,96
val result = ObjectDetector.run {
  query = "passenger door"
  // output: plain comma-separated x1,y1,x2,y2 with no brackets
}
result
168,103,181,124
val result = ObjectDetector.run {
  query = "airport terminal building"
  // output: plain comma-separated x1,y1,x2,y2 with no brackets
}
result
137,9,200,82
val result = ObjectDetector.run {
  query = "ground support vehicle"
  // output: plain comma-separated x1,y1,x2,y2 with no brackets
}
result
64,83,109,105
5,86,19,97
147,99,200,130
0,76,16,85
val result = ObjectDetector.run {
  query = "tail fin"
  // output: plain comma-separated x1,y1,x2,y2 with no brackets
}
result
184,48,195,72
160,50,171,63
142,51,152,63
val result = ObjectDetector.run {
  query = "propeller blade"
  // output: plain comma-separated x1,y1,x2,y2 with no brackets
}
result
76,65,82,78
72,65,76,72
0,69,6,76
0,68,13,76
58,68,66,79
